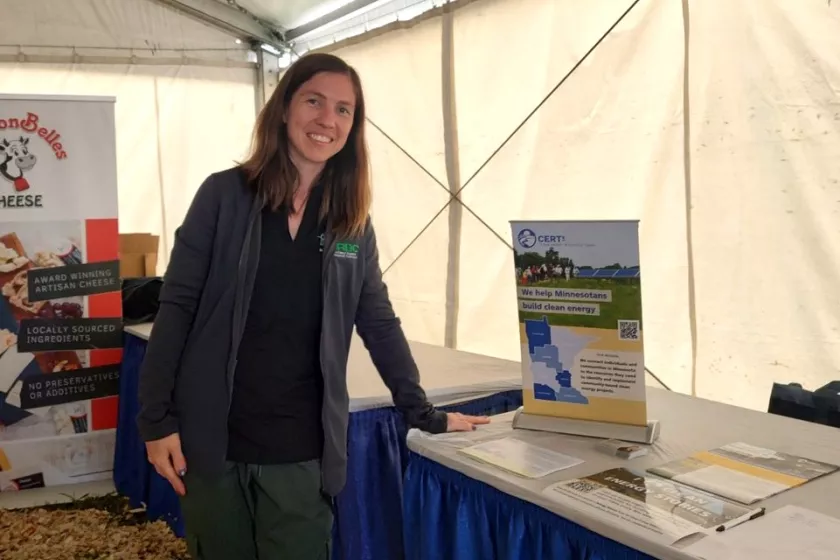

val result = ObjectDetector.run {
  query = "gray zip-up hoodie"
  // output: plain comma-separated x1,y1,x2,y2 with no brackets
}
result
136,167,448,496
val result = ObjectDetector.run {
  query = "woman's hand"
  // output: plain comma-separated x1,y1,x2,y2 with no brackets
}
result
446,412,491,432
146,433,187,496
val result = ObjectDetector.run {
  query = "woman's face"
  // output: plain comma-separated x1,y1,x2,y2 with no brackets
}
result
286,71,356,169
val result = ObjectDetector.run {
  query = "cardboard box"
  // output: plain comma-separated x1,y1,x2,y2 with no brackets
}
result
119,233,159,277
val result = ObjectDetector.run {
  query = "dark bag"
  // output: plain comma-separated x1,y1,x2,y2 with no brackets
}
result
121,277,162,325
768,381,840,429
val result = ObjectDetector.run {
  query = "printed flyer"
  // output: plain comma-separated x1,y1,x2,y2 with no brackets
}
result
0,95,122,492
647,442,839,505
543,468,765,546
457,437,583,478
510,220,647,426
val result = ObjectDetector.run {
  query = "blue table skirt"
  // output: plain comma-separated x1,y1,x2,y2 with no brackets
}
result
114,334,185,532
114,333,522,560
403,453,657,560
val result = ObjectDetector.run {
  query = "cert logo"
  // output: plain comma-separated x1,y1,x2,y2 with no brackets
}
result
518,228,537,249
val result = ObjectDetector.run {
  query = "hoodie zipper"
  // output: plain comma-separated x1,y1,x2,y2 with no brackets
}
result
319,227,337,490
319,228,337,377
226,201,260,409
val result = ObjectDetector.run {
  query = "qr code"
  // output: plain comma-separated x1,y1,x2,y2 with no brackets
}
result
567,481,599,494
618,320,640,341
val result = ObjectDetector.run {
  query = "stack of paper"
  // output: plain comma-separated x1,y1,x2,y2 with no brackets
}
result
684,505,840,560
458,437,583,478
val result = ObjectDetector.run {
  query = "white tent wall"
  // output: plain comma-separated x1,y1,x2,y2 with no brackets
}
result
687,0,840,409
0,0,258,271
324,0,840,411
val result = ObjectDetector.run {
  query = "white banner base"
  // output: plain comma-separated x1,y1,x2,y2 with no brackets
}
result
511,406,661,444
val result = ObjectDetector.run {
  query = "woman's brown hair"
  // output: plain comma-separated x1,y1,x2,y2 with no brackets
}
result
240,52,371,239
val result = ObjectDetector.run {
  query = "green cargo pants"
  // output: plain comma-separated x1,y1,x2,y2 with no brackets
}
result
179,460,333,560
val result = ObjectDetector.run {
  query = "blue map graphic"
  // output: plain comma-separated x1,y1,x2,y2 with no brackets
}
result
525,316,590,404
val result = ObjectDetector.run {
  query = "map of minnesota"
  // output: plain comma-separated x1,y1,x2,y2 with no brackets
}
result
525,316,596,404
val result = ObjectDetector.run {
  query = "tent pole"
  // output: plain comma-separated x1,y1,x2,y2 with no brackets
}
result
254,45,267,114
441,5,461,350
681,0,699,396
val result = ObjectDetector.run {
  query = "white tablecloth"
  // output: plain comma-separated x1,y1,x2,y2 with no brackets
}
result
406,387,840,560
124,323,521,413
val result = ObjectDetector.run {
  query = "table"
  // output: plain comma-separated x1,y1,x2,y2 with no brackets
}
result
114,323,523,560
403,388,840,560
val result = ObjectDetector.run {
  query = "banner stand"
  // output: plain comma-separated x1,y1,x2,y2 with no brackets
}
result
512,407,661,444
0,94,121,496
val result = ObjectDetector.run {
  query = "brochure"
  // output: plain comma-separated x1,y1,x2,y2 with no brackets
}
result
647,442,839,505
458,437,583,478
543,467,765,546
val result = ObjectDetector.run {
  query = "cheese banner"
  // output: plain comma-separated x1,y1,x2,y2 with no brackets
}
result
0,94,121,492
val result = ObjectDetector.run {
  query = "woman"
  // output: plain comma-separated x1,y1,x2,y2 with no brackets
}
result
136,52,489,559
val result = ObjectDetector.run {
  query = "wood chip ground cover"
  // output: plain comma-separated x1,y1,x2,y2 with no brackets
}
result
0,494,189,559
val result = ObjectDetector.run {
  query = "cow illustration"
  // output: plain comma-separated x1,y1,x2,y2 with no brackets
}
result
0,136,37,192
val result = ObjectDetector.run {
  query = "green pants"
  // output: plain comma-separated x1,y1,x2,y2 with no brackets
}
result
179,460,333,560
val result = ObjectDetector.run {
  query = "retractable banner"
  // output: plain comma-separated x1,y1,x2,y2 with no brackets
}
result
510,220,648,427
0,95,122,491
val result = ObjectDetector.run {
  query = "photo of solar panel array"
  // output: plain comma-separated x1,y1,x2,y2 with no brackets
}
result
574,267,640,279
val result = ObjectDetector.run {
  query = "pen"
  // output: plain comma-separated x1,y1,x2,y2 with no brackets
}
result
716,508,766,532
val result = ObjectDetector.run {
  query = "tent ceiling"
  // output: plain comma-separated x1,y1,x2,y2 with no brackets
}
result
145,1,389,51
152,0,285,46
229,0,383,39
1,0,378,53
231,0,341,29
3,0,443,64
1,0,247,52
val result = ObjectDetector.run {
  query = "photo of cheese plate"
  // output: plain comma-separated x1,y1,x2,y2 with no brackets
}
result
0,241,29,274
0,230,83,374
0,220,100,439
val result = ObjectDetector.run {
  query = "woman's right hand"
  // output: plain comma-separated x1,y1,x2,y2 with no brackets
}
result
146,433,187,496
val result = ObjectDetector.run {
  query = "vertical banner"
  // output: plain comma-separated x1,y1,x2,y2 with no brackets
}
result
510,221,647,427
0,95,121,492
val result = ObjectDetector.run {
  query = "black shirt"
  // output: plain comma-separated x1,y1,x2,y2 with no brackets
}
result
227,184,326,464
